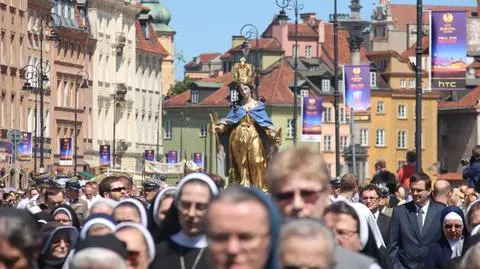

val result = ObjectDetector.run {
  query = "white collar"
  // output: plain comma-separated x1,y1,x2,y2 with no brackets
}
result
373,210,380,219
416,200,430,212
171,231,208,249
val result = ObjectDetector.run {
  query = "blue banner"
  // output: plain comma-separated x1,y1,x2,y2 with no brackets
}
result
18,132,32,161
344,64,371,112
193,152,203,167
59,138,73,166
144,150,155,161
99,145,110,167
301,96,323,142
167,150,178,164
431,11,467,90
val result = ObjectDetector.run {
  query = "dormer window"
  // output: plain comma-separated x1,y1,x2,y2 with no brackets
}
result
138,14,151,40
191,90,199,104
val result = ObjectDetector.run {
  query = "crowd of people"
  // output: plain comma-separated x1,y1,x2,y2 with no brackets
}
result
2,147,480,269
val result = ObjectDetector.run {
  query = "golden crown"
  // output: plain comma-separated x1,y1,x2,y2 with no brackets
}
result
443,13,454,23
353,67,361,75
231,57,255,85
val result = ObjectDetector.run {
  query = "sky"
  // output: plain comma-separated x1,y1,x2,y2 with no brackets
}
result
160,0,477,80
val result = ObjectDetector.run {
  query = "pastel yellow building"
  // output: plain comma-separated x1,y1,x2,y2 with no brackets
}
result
359,51,439,180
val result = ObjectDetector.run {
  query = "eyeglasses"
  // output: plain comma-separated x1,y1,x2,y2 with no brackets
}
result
333,228,358,239
445,224,463,230
110,187,126,193
275,188,325,204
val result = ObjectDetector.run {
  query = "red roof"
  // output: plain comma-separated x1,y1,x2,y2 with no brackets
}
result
288,24,318,38
439,86,480,109
390,4,476,31
322,23,368,65
185,53,221,68
135,21,169,55
401,36,429,58
165,60,296,108
230,38,283,52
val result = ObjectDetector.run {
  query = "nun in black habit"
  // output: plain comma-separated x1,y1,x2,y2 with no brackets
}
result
150,172,219,269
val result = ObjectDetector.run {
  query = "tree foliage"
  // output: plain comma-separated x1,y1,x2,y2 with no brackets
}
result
168,76,194,96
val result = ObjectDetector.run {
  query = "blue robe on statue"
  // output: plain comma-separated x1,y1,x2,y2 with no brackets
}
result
220,102,274,128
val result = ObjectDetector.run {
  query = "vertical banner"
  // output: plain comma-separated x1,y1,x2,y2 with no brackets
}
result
431,11,467,90
18,132,32,161
344,64,371,112
144,149,155,161
192,152,203,168
59,138,73,166
301,96,323,142
99,145,110,167
167,150,178,164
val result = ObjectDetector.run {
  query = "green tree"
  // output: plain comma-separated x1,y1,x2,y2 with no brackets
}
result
169,76,194,96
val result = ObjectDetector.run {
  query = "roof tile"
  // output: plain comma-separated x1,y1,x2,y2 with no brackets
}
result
135,21,169,55
439,85,480,109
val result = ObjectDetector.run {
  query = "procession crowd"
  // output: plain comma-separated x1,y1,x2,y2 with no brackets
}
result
2,146,480,269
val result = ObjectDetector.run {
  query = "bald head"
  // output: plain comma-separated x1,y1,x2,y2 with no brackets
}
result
433,180,452,205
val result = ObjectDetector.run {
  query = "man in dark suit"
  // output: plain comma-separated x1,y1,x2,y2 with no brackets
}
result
360,184,391,245
388,173,445,269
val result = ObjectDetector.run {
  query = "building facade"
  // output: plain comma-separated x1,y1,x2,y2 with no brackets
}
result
87,0,139,174
184,52,222,80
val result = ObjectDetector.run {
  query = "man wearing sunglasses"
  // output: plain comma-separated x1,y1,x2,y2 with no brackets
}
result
99,176,126,202
265,147,379,269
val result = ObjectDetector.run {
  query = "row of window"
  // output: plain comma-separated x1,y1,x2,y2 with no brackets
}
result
292,45,313,59
359,129,424,149
375,101,424,119
164,121,208,140
400,79,417,89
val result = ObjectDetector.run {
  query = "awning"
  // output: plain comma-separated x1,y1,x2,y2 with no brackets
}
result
78,171,95,180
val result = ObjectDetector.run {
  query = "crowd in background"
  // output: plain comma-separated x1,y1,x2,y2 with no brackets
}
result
2,146,480,269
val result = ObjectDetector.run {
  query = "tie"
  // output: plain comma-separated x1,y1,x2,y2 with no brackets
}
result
417,208,423,233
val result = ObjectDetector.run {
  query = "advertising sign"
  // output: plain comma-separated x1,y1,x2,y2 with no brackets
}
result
59,138,73,166
301,96,323,142
344,64,371,112
99,145,110,167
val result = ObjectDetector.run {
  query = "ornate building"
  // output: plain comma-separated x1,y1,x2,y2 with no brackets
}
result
140,0,175,95
87,0,139,173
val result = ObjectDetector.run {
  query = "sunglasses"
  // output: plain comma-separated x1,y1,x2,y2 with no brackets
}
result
445,224,462,229
110,187,126,193
283,266,326,269
275,189,324,204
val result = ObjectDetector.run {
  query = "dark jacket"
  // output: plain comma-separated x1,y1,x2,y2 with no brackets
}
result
463,160,480,191
388,200,445,269
377,213,391,246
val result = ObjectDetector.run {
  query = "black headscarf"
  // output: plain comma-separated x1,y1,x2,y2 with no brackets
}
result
51,204,80,230
39,222,79,269
75,234,128,259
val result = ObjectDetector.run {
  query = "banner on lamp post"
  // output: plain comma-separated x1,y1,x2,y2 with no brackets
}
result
59,138,73,166
343,64,371,112
18,132,32,161
144,150,155,162
430,11,467,90
192,152,203,168
301,96,323,142
99,145,110,167
167,150,178,164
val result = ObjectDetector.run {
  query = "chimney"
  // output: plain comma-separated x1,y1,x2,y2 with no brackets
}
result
232,35,245,49
300,12,317,26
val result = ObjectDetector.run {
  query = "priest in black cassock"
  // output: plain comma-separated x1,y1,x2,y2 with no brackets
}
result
150,172,219,269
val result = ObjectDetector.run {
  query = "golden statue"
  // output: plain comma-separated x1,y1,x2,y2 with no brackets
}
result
211,58,282,190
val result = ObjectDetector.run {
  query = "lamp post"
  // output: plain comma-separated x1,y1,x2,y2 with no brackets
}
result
240,24,260,94
415,0,423,172
179,112,190,161
20,65,40,174
333,0,341,177
39,13,61,172
73,70,89,176
275,0,302,145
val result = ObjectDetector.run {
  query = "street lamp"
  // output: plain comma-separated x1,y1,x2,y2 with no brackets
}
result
20,64,40,174
112,84,127,168
240,24,260,95
39,12,62,172
415,0,423,172
275,0,303,145
333,0,341,177
179,112,190,161
73,70,89,176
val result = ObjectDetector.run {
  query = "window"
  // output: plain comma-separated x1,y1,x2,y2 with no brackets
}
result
376,101,384,114
322,79,331,92
164,120,172,139
376,129,385,146
379,59,387,69
292,45,298,58
370,72,377,87
400,79,407,88
305,46,312,58
323,135,332,152
191,90,199,104
360,129,369,146
340,107,346,123
397,104,407,119
200,123,207,137
230,90,239,103
397,130,407,149
340,136,348,151
287,119,294,139
323,107,332,122
300,89,309,97
409,79,415,88
45,109,50,137
339,80,344,92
